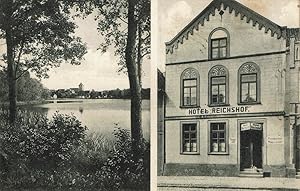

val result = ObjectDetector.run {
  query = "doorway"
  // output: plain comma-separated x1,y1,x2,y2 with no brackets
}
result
240,123,263,171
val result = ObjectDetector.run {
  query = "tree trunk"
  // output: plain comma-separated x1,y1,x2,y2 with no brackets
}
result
6,28,17,124
126,0,143,159
137,24,142,84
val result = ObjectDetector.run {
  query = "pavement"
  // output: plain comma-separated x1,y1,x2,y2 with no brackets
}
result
157,176,300,191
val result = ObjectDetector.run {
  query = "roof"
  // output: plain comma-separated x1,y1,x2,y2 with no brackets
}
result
166,0,288,54
288,28,300,40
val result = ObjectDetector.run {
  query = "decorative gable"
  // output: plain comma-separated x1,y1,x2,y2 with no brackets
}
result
166,0,286,54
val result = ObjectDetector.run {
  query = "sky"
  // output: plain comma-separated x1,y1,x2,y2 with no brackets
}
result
0,1,298,91
41,13,150,91
158,0,300,70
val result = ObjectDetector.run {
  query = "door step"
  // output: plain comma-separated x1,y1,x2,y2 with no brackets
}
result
240,168,263,178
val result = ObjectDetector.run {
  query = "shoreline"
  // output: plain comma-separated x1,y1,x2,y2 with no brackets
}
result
0,100,49,107
0,98,150,107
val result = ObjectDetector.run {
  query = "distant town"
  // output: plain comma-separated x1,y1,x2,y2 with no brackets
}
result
49,83,150,100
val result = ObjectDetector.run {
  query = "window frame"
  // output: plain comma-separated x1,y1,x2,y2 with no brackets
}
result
238,62,261,105
180,68,200,108
208,120,229,155
208,27,230,60
180,121,200,155
295,43,300,61
240,73,257,103
183,78,197,106
208,65,229,107
211,37,227,59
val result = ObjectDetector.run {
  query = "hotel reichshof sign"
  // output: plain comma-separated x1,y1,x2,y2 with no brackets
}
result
186,106,251,116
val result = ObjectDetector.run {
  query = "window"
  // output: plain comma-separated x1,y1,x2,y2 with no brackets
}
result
209,122,227,153
241,74,257,102
208,65,229,106
181,122,199,154
183,79,197,106
238,62,260,104
296,46,300,61
211,38,227,59
209,28,230,60
181,68,199,107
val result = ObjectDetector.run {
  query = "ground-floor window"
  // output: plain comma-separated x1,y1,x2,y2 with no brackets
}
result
209,122,227,154
181,122,199,154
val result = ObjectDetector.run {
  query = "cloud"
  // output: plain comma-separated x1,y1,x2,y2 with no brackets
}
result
239,0,298,27
42,49,127,90
161,1,193,41
158,1,194,71
278,0,298,27
42,12,150,91
42,48,150,90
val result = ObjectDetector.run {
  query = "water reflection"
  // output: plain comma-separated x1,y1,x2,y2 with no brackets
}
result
79,107,84,114
20,99,150,140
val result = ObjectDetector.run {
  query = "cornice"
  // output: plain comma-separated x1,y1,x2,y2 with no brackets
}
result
166,0,286,54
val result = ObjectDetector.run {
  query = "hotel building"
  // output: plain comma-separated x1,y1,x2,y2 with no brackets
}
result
163,0,300,178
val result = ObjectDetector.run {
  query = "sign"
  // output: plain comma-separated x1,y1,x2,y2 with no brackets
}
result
241,122,262,131
251,123,262,131
267,136,283,144
241,122,251,131
186,106,250,116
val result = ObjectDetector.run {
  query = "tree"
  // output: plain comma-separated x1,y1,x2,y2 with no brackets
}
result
0,0,87,123
0,71,49,102
0,70,8,102
17,72,41,101
89,89,98,99
86,0,150,158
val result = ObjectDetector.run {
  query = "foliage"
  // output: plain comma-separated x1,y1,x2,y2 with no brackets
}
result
96,128,150,190
0,0,87,123
93,0,150,71
0,70,8,101
71,132,112,173
0,111,149,190
68,0,150,159
0,110,87,180
0,0,87,79
0,71,50,102
69,0,150,71
51,88,150,100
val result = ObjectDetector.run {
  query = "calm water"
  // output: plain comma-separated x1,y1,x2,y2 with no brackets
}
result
26,99,150,140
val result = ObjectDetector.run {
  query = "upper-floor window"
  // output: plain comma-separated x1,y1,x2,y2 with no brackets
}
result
209,28,230,60
208,65,229,106
238,62,261,104
181,68,199,107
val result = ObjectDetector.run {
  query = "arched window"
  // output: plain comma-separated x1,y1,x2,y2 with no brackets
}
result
208,28,230,60
238,62,260,104
208,65,229,106
181,68,199,107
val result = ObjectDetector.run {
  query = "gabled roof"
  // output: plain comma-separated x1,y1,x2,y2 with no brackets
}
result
166,0,287,54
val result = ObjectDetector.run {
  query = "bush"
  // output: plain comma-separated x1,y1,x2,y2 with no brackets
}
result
96,128,150,191
71,132,112,173
0,110,150,190
0,110,87,187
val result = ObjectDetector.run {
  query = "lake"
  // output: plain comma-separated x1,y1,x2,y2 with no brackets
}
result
25,99,150,140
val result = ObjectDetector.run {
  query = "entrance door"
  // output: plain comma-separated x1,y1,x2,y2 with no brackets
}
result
240,127,262,170
296,131,300,171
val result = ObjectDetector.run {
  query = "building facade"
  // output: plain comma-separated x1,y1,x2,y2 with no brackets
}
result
163,0,300,178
